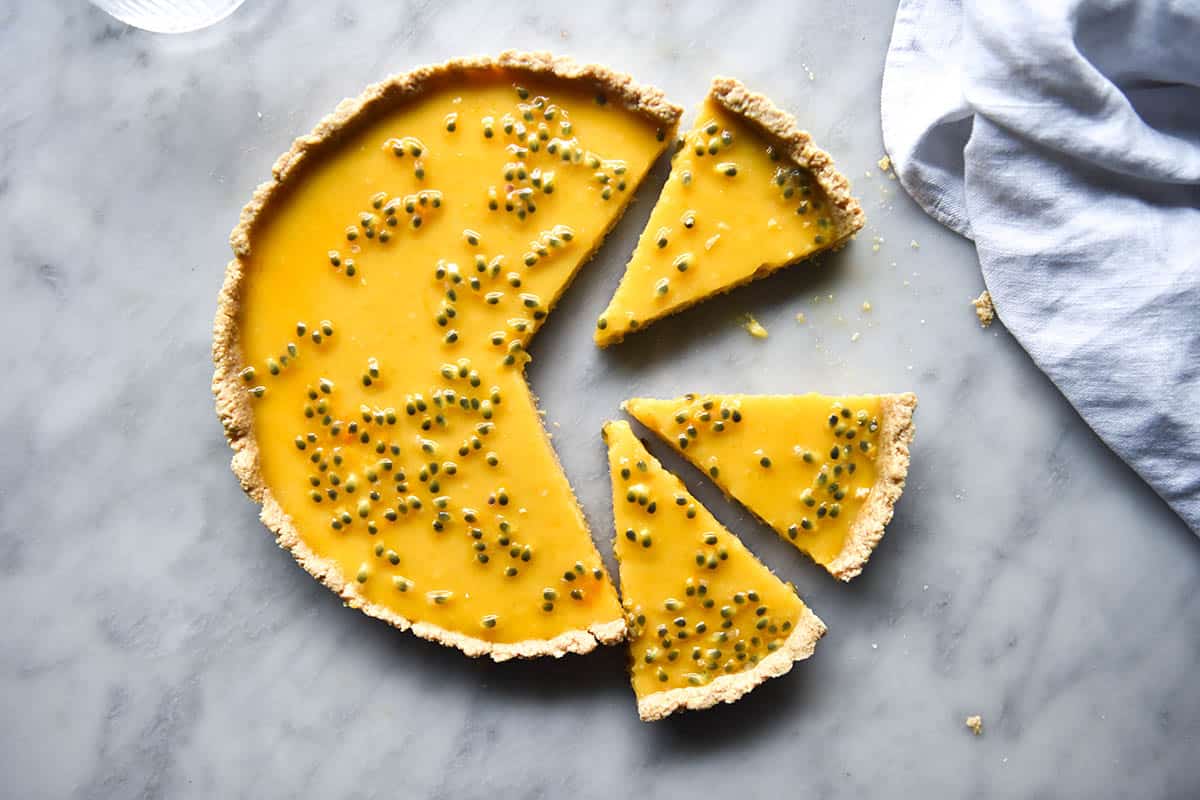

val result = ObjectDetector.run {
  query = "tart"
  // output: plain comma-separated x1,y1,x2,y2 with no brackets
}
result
603,420,825,720
212,53,682,660
595,77,865,345
624,393,917,581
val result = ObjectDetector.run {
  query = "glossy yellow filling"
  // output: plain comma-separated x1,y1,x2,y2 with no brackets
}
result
595,98,842,345
236,71,671,644
624,394,885,568
603,420,809,698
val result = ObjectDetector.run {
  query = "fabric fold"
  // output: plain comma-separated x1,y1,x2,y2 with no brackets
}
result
882,0,1200,533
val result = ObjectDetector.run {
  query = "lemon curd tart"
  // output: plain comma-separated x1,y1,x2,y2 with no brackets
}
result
603,420,825,720
595,77,865,345
624,393,917,581
213,53,683,660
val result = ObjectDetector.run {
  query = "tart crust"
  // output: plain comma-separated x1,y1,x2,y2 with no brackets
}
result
636,603,827,721
709,76,865,245
212,52,682,661
826,392,918,581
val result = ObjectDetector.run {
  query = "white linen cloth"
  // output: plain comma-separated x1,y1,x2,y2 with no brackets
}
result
881,0,1200,533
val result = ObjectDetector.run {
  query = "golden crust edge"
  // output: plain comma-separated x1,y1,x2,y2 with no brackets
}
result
212,53,685,661
229,50,683,258
636,604,827,722
593,75,865,347
826,392,918,581
708,75,865,240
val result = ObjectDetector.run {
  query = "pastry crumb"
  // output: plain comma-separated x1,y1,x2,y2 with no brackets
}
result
877,155,891,172
850,332,861,342
741,314,769,339
795,312,807,324
861,301,872,312
971,291,995,328
909,239,920,249
966,715,983,735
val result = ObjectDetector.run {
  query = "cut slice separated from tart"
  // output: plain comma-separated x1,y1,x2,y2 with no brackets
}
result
212,52,683,660
602,420,826,721
594,77,865,345
624,393,917,581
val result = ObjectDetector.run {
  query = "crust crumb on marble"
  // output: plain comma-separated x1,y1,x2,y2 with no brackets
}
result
966,714,984,735
972,290,995,328
741,313,769,339
709,76,865,244
636,605,827,722
877,154,892,173
212,53,684,662
826,392,918,581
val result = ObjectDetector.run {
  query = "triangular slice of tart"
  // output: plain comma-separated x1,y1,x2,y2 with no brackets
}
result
602,420,826,721
594,77,865,345
624,393,917,581
213,53,683,660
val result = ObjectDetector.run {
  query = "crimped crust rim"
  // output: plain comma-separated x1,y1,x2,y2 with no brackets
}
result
826,393,918,580
212,53,683,661
636,604,826,721
708,76,865,241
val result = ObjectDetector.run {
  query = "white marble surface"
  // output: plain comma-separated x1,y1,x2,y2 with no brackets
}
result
3,2,1198,797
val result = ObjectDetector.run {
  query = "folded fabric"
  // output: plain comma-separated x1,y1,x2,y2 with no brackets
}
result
882,0,1200,533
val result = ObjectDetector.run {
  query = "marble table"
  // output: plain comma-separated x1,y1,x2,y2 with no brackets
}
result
3,2,1198,797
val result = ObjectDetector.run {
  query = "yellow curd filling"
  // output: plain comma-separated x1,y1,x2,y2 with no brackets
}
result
603,420,814,699
596,97,845,345
234,70,673,645
624,394,886,569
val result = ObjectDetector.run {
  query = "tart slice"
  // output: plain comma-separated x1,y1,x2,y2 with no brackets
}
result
594,77,865,345
603,420,826,721
213,53,683,660
625,393,917,580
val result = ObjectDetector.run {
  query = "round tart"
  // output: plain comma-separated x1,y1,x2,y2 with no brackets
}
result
213,52,682,660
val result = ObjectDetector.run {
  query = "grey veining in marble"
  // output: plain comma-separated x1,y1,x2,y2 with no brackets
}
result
2,2,1198,798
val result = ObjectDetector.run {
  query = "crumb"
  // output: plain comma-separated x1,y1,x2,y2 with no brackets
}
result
850,332,861,342
794,312,806,324
704,234,721,251
864,170,873,178
741,314,769,339
877,155,892,172
767,217,780,230
910,239,920,249
861,301,872,312
871,235,884,252
966,715,983,736
971,290,995,328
